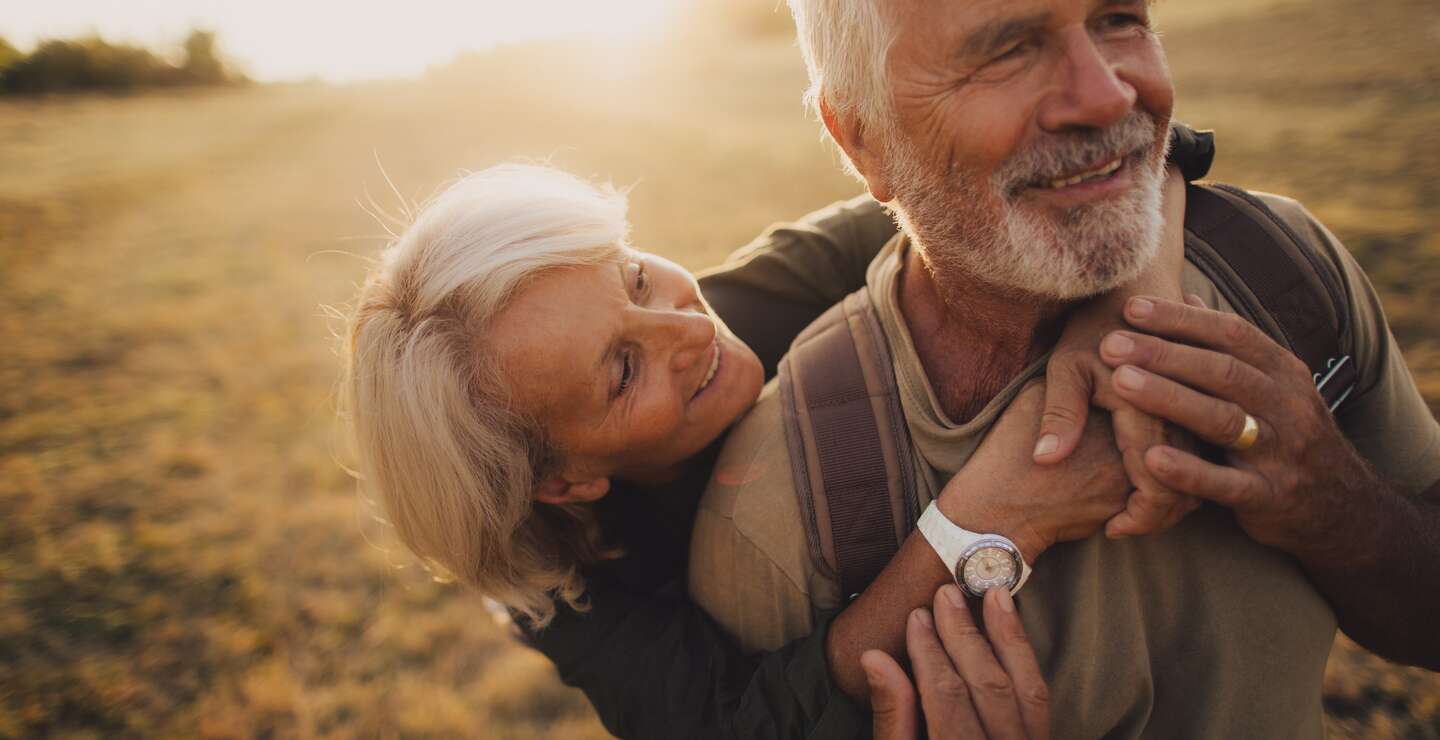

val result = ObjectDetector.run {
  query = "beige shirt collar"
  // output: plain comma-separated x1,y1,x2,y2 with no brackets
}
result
865,234,1049,482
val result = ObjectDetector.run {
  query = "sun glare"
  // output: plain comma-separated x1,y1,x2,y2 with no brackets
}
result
6,0,682,82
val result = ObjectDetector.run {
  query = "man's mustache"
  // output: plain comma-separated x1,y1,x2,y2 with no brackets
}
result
996,112,1162,198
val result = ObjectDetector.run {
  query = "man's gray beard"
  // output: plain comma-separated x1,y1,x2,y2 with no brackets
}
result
885,112,1169,301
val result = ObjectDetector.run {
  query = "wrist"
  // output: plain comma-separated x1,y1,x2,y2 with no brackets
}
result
935,485,1048,564
1292,472,1391,571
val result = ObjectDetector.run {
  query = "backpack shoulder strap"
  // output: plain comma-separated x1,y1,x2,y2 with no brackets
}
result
1183,182,1359,411
778,288,917,599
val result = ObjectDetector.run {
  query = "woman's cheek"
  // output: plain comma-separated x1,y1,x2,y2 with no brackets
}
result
634,398,686,446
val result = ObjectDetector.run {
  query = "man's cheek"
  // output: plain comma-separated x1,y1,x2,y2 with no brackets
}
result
1132,48,1175,121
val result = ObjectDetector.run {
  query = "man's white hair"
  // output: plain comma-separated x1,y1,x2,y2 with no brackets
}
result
787,0,897,140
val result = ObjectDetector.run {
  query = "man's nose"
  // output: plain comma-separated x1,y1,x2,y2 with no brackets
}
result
1037,31,1137,132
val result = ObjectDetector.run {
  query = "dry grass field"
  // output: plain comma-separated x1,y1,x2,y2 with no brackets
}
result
1,0,1438,737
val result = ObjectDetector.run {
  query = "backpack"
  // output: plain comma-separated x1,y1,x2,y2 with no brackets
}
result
777,182,1361,599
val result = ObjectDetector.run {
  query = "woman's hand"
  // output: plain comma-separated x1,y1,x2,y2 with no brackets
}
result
866,586,1050,740
1032,166,1200,539
938,381,1130,564
829,383,1125,704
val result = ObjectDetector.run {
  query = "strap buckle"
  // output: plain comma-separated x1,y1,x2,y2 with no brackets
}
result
1313,355,1356,413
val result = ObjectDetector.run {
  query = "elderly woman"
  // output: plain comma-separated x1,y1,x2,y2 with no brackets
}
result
343,128,1211,738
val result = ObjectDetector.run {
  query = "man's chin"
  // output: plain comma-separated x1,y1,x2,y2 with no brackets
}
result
1000,173,1165,300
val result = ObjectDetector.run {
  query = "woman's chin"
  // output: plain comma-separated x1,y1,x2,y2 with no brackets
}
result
719,340,765,415
692,342,764,438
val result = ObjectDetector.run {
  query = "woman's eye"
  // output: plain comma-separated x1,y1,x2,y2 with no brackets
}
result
617,351,635,396
633,263,649,295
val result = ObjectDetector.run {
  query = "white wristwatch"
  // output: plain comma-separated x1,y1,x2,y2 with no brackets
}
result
918,501,1032,597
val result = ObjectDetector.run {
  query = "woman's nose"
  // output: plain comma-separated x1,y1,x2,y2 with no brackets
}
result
643,308,716,373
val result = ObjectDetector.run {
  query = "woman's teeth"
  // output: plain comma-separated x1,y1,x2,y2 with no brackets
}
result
697,342,721,393
1043,158,1123,189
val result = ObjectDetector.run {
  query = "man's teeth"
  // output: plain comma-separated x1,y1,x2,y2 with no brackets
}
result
1043,158,1123,189
697,342,721,392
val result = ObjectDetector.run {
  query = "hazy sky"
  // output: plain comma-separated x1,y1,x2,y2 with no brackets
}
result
4,0,678,81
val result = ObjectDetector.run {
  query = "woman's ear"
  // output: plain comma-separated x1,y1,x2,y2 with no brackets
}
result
819,93,894,203
534,475,612,505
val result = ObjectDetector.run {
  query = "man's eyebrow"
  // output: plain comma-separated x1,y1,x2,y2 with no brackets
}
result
958,12,1050,60
957,0,1151,61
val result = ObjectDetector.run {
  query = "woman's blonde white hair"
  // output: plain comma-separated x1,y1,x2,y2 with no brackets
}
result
342,164,626,627
787,0,898,144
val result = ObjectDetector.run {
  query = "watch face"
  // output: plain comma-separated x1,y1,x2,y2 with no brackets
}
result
959,543,1020,597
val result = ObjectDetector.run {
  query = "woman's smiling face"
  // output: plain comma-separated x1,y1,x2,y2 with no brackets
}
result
489,246,765,490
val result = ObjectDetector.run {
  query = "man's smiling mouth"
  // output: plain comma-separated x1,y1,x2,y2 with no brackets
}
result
1039,157,1124,189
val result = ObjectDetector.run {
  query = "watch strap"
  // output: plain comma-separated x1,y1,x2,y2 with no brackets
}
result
918,501,1031,595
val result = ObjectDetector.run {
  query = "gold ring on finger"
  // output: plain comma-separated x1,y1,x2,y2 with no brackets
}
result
1229,413,1260,452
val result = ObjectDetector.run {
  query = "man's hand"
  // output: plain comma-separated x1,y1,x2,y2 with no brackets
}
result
1098,294,1383,558
939,382,1130,563
1041,311,1200,540
1034,166,1199,539
867,586,1050,740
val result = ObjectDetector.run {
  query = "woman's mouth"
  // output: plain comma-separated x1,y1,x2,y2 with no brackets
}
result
692,340,722,400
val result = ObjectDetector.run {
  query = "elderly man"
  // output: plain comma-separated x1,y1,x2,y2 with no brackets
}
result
685,0,1440,737
518,1,1438,738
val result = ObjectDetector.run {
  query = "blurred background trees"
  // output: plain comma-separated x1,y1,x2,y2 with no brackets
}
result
0,29,245,96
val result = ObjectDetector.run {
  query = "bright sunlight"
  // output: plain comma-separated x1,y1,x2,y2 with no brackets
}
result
5,0,680,82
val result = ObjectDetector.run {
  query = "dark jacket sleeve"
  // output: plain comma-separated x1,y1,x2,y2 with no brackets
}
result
696,194,897,377
515,121,1216,740
519,574,867,740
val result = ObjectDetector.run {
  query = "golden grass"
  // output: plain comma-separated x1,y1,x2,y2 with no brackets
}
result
0,0,1437,736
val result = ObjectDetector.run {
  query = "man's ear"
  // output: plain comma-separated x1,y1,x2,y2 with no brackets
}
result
534,475,611,505
819,94,895,203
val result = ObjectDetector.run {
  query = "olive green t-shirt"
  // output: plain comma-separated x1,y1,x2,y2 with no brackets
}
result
688,193,1440,740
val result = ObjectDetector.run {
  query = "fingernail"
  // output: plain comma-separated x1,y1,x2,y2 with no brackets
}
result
912,608,933,628
995,587,1015,613
1115,366,1146,391
1103,332,1135,357
861,658,880,684
1033,434,1059,458
1186,293,1206,308
1129,297,1155,319
942,584,966,609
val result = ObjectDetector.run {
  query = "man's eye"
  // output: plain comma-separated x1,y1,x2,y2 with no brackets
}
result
1099,13,1147,34
993,43,1027,63
617,351,635,396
